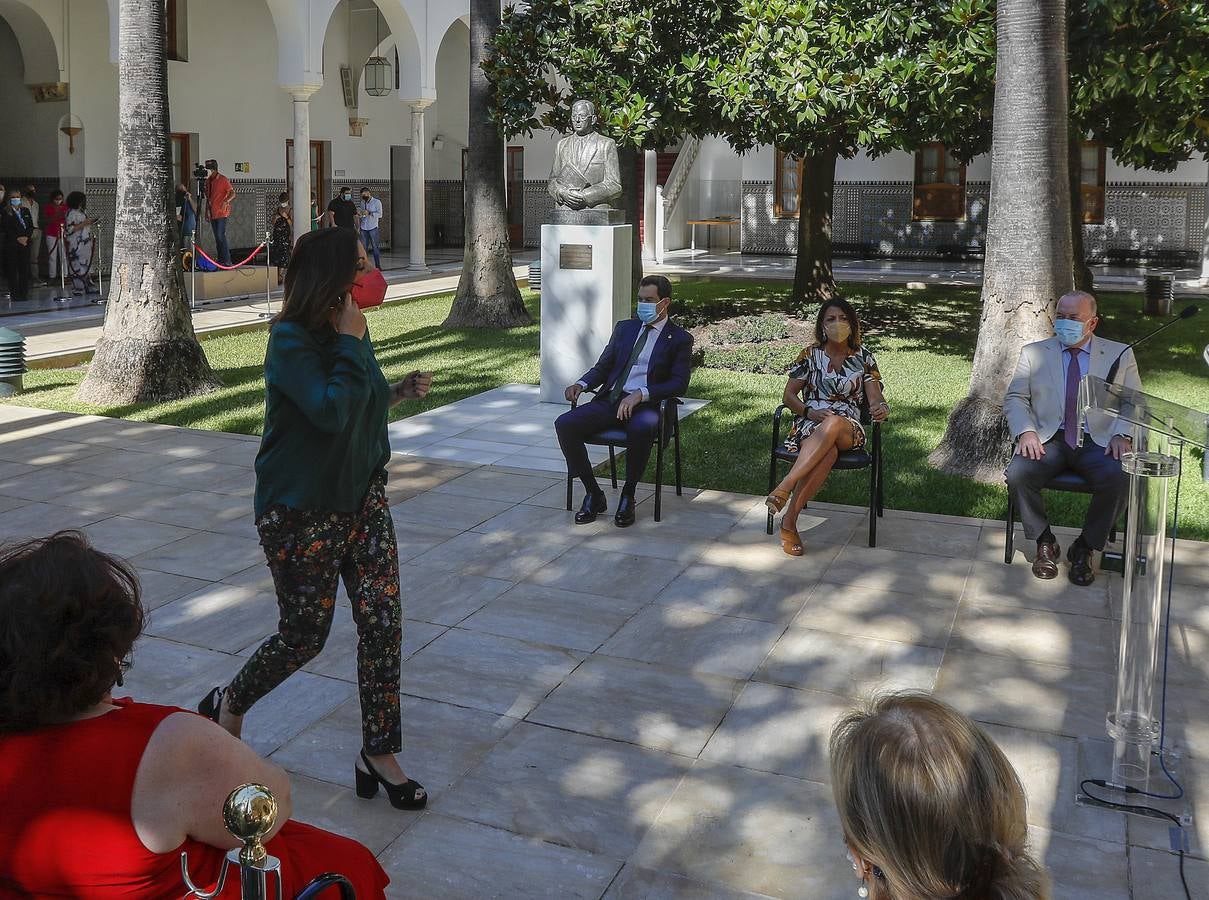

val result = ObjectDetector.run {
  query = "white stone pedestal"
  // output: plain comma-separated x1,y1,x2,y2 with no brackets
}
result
539,223,633,403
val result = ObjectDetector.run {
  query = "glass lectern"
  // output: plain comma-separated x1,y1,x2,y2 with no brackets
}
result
1076,375,1209,817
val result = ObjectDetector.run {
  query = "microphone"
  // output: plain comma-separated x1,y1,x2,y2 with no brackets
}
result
1105,304,1199,384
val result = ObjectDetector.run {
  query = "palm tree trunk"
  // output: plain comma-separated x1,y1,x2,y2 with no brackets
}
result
930,0,1072,480
1069,130,1094,291
790,145,839,309
76,0,219,404
443,0,532,329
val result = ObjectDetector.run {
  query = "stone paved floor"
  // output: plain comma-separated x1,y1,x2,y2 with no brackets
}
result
1,403,1208,899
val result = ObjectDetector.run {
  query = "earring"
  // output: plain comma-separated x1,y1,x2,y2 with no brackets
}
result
857,883,869,899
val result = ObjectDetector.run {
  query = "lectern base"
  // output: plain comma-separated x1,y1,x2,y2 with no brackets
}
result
1075,736,1191,833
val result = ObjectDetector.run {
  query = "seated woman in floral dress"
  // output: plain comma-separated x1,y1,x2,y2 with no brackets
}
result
766,297,889,556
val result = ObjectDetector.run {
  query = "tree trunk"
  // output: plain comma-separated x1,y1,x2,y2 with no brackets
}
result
619,145,643,295
76,0,219,405
929,0,1072,481
1069,129,1094,291
790,146,839,310
443,0,532,329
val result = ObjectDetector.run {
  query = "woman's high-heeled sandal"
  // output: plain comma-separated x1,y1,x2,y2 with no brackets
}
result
779,526,804,557
765,489,791,515
355,749,428,811
197,686,224,723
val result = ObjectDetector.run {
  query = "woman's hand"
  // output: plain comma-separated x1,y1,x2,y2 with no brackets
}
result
331,295,367,339
807,408,837,424
870,400,890,423
391,370,433,405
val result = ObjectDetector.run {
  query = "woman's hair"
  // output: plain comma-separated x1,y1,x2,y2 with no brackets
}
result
813,297,863,350
275,226,359,331
0,532,145,732
278,191,289,203
830,693,1049,900
66,191,87,210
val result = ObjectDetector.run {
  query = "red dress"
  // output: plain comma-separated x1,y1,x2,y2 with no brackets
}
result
0,698,389,899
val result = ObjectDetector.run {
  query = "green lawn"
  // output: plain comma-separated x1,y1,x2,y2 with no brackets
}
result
7,281,1209,539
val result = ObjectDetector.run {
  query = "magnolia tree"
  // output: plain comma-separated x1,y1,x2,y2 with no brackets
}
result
77,0,219,403
705,0,995,306
486,0,735,290
1068,0,1209,289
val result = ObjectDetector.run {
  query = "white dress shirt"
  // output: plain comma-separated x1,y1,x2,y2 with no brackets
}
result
358,197,383,230
580,317,668,401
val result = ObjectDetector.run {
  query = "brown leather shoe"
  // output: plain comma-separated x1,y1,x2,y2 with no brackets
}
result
1067,543,1096,586
1032,540,1060,580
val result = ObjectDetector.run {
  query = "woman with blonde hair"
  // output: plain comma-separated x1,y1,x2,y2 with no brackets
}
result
830,692,1049,900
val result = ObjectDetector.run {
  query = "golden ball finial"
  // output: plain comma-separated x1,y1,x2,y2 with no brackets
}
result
222,783,278,867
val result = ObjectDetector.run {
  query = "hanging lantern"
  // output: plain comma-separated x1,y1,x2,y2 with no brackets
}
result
363,9,392,97
364,56,392,97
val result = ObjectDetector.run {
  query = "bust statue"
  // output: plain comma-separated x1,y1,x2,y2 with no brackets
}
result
548,100,623,224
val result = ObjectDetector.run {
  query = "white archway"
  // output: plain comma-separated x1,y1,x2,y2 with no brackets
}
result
0,0,66,84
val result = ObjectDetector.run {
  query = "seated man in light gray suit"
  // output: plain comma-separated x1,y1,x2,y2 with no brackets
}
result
1005,290,1141,586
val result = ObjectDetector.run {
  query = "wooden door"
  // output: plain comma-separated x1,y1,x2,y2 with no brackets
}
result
506,146,524,248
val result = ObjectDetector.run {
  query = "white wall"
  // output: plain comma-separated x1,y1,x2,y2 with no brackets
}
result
426,18,468,180
1108,153,1207,183
0,15,65,176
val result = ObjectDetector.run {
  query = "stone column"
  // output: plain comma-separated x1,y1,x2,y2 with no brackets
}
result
409,100,434,271
642,149,657,261
289,86,321,248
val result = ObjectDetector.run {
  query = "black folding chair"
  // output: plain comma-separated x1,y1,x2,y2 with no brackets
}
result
766,399,884,547
563,390,683,522
1004,469,1120,564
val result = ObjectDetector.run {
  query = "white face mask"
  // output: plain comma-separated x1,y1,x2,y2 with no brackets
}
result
280,201,289,208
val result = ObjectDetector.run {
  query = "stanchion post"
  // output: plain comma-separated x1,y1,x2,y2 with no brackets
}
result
189,233,197,312
262,229,272,319
96,222,105,299
55,233,68,302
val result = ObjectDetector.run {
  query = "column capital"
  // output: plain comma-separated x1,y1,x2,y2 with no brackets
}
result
283,83,322,102
406,98,436,113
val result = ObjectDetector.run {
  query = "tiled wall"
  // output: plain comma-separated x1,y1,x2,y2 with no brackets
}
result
742,180,1207,264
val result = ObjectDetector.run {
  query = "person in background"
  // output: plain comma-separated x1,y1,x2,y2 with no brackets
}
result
310,191,320,232
0,531,390,899
269,191,293,285
21,185,41,282
63,190,99,296
830,692,1049,900
557,274,693,529
197,228,434,815
175,182,197,252
326,186,357,232
0,189,35,302
42,189,68,285
204,159,235,266
357,187,383,268
766,298,888,556
1004,290,1141,586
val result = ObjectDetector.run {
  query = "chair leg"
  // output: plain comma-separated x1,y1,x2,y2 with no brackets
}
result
566,470,573,512
868,465,877,548
654,430,665,523
608,445,617,489
1004,494,1016,564
766,455,779,537
876,450,885,517
673,415,683,496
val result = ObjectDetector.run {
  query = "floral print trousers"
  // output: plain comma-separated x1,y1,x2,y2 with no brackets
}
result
226,472,403,754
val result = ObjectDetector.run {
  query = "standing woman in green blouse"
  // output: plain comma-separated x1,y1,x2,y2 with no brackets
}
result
198,227,433,811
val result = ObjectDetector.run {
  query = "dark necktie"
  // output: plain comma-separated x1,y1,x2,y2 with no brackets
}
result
1063,347,1081,448
611,325,654,402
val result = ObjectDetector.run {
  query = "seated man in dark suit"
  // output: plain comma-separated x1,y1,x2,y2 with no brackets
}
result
556,274,694,528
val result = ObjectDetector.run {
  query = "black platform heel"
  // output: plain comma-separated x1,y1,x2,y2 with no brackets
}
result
197,686,224,723
355,749,428,810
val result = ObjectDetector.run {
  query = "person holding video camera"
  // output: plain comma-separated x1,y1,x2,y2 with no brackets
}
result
197,227,434,814
202,159,235,266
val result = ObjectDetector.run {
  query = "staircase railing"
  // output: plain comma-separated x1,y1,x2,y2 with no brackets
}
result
653,137,702,264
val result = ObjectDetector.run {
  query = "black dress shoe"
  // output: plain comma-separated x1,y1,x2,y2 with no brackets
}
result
614,493,636,528
1032,540,1060,580
575,491,607,524
1067,543,1096,586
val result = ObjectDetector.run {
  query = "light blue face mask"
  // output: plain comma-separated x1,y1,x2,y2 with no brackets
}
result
637,300,660,324
9,198,21,207
1054,318,1087,347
